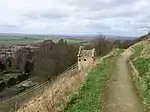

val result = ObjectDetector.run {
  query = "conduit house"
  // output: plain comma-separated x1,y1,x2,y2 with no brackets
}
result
77,46,96,71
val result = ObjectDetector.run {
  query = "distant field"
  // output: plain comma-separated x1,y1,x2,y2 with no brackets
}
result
0,38,44,45
0,37,86,45
51,38,86,44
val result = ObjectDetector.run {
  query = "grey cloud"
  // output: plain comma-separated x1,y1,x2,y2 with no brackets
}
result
23,10,69,20
138,13,150,24
0,24,20,28
68,0,136,11
0,0,150,36
82,5,138,20
87,21,111,30
115,0,136,6
0,24,22,33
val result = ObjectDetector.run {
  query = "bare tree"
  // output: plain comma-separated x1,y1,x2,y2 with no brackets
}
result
139,26,150,54
139,26,150,38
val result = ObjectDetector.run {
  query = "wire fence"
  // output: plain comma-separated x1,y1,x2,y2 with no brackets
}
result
0,57,101,112
15,62,82,112
0,62,78,105
16,56,106,112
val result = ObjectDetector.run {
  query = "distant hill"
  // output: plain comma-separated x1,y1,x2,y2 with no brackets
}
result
0,33,136,40
129,33,150,45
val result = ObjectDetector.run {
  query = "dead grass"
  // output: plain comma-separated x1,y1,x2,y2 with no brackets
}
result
15,64,92,112
3,52,100,112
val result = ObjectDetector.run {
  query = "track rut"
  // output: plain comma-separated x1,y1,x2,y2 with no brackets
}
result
101,50,144,112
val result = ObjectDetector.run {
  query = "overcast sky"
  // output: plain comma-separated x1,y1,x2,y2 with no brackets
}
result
0,0,150,37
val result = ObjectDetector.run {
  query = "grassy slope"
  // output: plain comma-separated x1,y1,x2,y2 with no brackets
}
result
63,52,119,112
131,45,143,58
130,43,150,111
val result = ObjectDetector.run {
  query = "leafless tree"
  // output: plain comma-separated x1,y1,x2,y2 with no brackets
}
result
139,26,150,38
139,26,150,54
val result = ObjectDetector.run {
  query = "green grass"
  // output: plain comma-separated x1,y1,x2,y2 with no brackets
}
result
0,38,84,45
133,58,150,76
63,54,117,112
130,44,150,111
0,38,44,45
132,58,150,108
131,45,143,58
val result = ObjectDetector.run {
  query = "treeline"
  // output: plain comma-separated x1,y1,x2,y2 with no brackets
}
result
33,37,115,82
33,39,78,82
113,33,150,49
84,36,145,57
0,36,145,91
84,37,124,56
31,35,144,82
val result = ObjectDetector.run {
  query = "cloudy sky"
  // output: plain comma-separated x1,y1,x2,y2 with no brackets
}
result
0,0,150,37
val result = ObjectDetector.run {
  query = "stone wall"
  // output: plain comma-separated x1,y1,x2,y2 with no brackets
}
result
0,45,39,73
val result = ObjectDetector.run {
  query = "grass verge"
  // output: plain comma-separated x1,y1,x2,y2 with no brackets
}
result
130,44,150,111
62,53,117,112
131,44,143,59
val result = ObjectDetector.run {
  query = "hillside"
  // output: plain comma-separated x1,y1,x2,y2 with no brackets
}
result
130,40,150,111
60,40,150,112
1,36,150,112
132,33,150,44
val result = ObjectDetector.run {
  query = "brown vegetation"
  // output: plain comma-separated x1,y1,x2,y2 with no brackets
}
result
33,39,78,82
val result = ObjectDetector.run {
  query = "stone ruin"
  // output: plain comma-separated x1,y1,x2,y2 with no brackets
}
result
0,45,40,92
0,45,39,72
77,46,96,71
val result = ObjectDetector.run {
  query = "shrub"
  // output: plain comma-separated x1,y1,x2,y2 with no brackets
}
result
7,78,16,86
0,82,6,92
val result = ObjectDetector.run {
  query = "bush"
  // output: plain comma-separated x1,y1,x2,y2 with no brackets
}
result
0,82,6,92
34,39,78,82
17,74,28,83
7,78,16,86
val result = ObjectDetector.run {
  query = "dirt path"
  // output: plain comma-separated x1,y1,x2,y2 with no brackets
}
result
101,50,144,112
